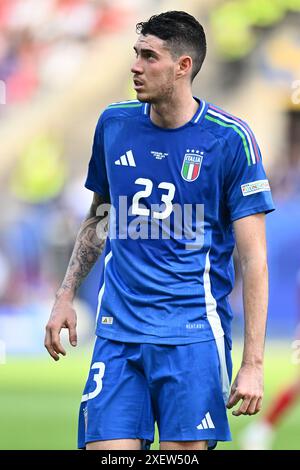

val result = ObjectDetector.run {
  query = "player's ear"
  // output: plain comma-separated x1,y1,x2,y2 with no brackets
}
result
176,55,193,79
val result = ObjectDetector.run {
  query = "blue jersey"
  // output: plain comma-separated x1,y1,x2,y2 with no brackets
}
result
85,98,275,346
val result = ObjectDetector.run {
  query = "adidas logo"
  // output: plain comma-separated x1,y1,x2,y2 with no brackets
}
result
196,412,215,430
115,150,136,167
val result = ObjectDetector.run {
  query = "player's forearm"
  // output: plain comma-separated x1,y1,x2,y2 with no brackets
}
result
56,196,109,302
241,257,269,367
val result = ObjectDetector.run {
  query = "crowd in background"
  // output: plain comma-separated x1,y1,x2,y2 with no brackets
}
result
0,0,132,105
0,0,300,354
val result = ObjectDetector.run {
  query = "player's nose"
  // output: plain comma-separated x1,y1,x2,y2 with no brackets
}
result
131,57,143,75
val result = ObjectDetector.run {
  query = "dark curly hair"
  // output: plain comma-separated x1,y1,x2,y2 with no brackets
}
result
136,11,206,81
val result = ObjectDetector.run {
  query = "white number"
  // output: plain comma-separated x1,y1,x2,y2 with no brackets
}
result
132,178,153,217
132,178,176,220
81,361,105,402
153,182,176,220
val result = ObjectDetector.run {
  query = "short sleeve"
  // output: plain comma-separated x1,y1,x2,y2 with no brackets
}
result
85,115,109,199
224,130,275,222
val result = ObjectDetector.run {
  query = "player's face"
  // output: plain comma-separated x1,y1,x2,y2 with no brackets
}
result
131,35,177,103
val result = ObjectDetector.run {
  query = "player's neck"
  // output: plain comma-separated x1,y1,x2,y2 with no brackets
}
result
149,90,199,129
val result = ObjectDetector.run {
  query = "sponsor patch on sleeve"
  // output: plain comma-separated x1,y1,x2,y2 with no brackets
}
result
241,179,271,196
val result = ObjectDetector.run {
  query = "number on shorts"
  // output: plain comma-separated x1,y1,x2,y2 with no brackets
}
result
81,361,105,402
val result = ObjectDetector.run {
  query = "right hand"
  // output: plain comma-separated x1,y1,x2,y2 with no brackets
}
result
44,298,77,361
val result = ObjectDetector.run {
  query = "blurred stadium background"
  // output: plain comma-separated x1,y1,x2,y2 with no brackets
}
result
0,0,300,450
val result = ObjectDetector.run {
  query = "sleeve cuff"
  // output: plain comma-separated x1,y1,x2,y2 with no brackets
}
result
230,205,275,222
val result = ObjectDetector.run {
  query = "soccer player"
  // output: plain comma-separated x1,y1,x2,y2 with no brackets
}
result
44,11,275,450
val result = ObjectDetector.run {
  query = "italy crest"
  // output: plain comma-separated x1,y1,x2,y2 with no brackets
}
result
181,150,204,182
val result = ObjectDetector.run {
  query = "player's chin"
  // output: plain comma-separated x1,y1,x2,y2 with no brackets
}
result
134,90,150,102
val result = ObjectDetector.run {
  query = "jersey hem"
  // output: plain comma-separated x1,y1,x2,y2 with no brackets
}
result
96,328,225,345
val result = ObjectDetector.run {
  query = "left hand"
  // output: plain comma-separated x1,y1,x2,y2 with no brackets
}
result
226,364,264,416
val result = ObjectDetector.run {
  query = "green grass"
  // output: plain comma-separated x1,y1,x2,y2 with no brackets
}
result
0,341,299,450
219,341,300,450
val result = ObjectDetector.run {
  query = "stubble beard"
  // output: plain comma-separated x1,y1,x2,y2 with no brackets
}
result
142,77,175,106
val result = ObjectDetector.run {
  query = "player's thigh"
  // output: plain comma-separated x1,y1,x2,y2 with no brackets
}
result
160,440,208,451
87,439,142,450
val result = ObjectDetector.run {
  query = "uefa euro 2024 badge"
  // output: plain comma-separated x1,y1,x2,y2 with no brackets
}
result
181,149,204,182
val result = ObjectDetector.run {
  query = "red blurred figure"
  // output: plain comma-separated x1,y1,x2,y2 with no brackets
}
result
240,269,300,450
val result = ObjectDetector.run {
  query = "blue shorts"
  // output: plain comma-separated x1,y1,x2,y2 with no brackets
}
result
78,336,232,449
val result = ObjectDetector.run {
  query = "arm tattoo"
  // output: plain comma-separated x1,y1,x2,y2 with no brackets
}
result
58,193,109,298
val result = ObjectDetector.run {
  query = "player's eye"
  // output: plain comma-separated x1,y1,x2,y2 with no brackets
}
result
145,52,156,61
